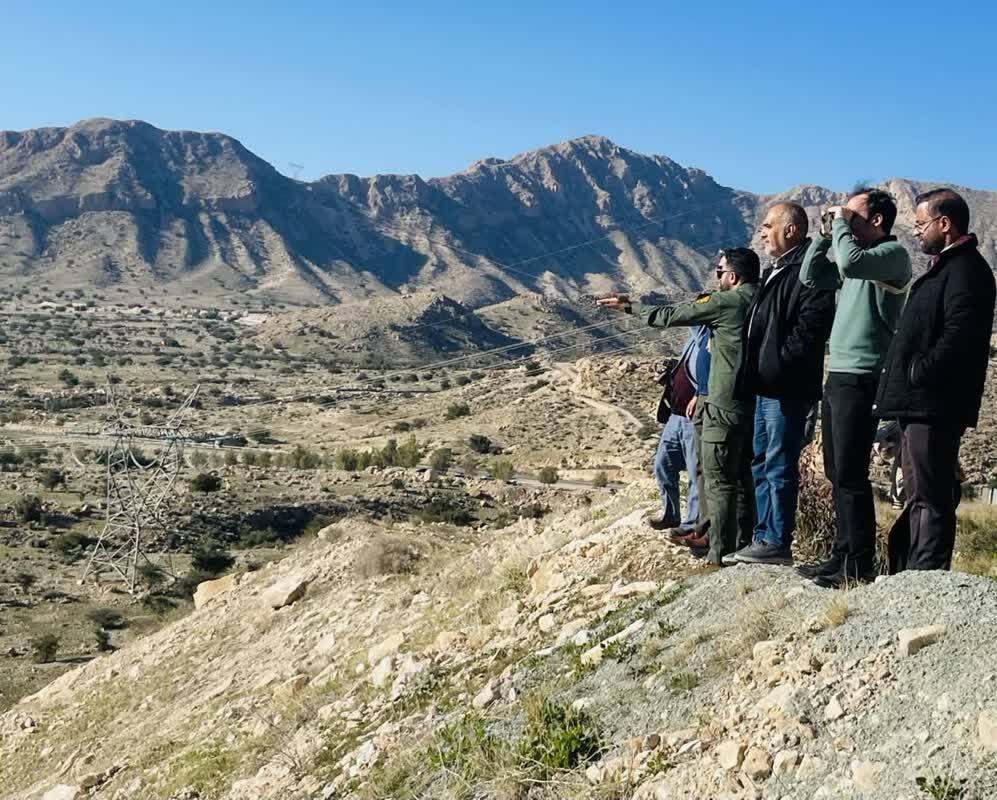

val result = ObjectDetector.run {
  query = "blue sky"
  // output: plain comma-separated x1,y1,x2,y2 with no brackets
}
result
3,1,996,193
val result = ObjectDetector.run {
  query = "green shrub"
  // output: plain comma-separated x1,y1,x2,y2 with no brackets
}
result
31,633,60,663
14,494,43,522
191,548,235,577
430,448,453,473
14,571,36,592
445,402,470,420
517,696,602,780
537,466,559,485
40,468,66,490
468,434,494,454
592,471,609,488
190,473,222,492
336,448,360,471
138,562,167,588
416,496,472,526
94,627,113,652
52,531,93,560
88,608,128,630
492,459,515,480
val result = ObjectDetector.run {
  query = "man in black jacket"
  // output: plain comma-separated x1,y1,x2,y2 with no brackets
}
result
875,189,996,570
729,202,835,566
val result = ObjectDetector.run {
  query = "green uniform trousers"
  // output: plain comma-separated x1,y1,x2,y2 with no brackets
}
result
692,400,710,534
701,401,756,563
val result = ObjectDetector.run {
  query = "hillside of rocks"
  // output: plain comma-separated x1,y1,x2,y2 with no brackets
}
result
3,480,996,800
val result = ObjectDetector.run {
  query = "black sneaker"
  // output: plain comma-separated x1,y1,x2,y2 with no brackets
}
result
812,569,876,589
647,514,681,531
796,557,841,580
732,541,794,566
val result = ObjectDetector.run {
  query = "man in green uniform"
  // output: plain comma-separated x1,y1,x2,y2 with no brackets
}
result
598,247,760,566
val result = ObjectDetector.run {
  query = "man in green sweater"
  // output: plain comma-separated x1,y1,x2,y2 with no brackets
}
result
798,188,911,586
599,247,760,566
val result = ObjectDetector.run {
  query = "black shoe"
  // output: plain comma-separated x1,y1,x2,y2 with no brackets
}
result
796,557,841,580
647,514,681,531
812,569,876,589
689,545,710,560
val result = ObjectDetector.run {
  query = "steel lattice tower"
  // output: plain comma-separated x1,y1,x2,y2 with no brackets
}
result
82,386,199,592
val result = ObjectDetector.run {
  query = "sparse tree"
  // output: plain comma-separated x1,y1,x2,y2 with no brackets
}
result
14,571,37,593
14,494,43,522
40,469,66,491
592,471,609,488
430,448,453,473
31,634,59,663
492,460,515,480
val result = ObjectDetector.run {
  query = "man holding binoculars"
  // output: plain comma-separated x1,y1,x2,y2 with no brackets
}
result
799,189,912,587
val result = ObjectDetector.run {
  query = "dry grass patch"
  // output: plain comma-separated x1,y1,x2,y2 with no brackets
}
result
355,534,423,578
822,594,851,628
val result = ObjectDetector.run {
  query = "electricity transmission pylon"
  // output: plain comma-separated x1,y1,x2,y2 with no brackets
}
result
82,385,200,592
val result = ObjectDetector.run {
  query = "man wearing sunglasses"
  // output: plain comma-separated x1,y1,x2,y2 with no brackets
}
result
874,189,995,570
797,188,911,588
598,247,760,567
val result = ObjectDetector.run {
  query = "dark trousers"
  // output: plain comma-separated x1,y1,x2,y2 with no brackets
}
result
701,401,755,563
901,421,964,570
821,372,880,575
692,400,710,534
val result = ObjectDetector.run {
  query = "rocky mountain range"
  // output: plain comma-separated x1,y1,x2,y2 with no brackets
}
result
3,118,994,312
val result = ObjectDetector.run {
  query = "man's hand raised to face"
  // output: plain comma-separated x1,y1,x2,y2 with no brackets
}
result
827,206,855,224
596,294,631,313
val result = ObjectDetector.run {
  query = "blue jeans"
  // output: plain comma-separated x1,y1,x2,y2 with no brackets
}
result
654,414,698,526
752,397,808,549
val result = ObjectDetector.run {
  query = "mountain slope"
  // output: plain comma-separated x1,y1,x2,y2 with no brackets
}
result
1,119,995,312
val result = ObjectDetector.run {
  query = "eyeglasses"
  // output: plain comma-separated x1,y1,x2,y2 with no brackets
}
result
715,268,734,279
914,216,942,234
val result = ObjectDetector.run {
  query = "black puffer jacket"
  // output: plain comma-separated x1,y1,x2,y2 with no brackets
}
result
735,239,836,403
874,235,996,428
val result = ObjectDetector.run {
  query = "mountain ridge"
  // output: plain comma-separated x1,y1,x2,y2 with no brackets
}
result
1,119,995,311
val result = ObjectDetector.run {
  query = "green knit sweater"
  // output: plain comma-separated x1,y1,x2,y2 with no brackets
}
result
800,218,911,374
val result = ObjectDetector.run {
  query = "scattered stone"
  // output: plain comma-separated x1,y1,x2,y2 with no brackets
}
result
978,710,997,752
472,679,496,710
261,574,309,610
851,760,885,791
368,633,405,666
772,749,798,776
824,694,846,721
42,787,80,800
742,747,772,780
275,674,309,698
537,613,557,633
370,656,394,688
633,779,671,800
756,683,801,718
897,624,948,657
580,644,604,666
610,580,657,598
193,573,238,609
715,739,745,770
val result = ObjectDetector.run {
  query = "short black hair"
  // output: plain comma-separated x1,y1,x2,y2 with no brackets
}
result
850,187,898,234
720,247,761,284
915,188,970,234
